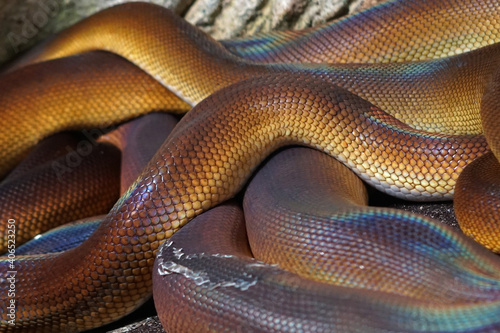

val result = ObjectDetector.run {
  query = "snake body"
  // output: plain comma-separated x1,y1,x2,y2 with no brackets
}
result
0,51,188,177
14,112,180,254
454,68,500,251
14,216,105,256
1,0,500,331
154,148,500,332
5,7,500,198
97,112,179,194
0,137,121,253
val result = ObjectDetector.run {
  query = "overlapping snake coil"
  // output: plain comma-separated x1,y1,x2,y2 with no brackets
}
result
2,0,500,332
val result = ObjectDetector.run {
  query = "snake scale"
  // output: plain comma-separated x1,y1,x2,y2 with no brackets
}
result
1,0,500,331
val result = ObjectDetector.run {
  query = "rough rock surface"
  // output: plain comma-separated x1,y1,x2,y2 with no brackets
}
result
0,0,385,65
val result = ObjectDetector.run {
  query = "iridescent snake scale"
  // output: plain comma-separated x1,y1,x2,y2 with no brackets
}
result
2,0,500,331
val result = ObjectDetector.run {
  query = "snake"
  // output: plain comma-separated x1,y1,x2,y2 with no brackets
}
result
1,0,500,331
154,147,500,332
0,134,121,253
7,112,179,258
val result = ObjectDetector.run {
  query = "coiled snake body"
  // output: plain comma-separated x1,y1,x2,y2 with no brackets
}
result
2,0,500,331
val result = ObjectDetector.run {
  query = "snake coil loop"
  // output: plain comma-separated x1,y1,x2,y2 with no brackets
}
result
2,0,500,332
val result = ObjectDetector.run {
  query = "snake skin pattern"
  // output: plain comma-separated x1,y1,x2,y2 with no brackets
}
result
97,112,179,194
14,216,105,256
1,0,500,331
9,113,180,255
154,148,500,332
0,139,120,253
454,67,500,252
0,51,188,177
455,152,500,252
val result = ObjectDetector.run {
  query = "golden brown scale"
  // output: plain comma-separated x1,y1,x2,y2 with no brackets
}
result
243,148,500,302
0,141,121,253
455,153,500,252
0,113,178,254
8,40,500,178
3,1,500,184
9,4,261,105
222,0,500,64
0,114,178,330
0,74,489,332
153,149,500,332
454,68,500,252
2,133,81,182
480,69,500,160
2,0,500,331
0,51,189,178
7,2,500,139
